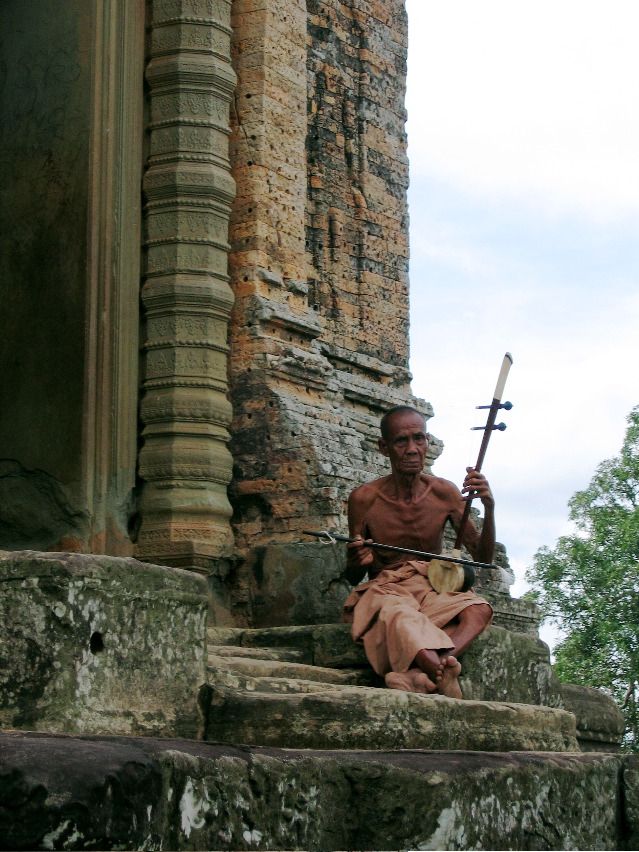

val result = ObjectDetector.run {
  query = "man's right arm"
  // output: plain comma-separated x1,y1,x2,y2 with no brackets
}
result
344,485,375,585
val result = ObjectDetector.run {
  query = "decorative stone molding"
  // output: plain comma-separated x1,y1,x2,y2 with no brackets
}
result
137,0,237,571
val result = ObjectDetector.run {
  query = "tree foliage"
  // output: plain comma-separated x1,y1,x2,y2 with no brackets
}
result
525,406,639,750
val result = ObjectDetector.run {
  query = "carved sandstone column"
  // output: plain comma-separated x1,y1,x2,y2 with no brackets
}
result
136,0,236,571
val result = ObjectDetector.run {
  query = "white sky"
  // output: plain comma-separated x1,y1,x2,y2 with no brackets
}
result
405,0,639,644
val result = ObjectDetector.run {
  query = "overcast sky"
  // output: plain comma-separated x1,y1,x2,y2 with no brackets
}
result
404,0,639,640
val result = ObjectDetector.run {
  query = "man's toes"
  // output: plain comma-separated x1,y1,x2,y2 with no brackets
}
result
437,657,463,699
444,655,462,677
412,672,437,693
386,669,437,694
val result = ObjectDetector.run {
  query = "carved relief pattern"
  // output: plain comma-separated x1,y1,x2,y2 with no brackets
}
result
137,0,236,571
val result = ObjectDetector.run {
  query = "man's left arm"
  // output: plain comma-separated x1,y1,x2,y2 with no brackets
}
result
461,467,495,564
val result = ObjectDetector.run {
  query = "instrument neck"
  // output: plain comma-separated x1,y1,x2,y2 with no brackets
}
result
453,394,501,551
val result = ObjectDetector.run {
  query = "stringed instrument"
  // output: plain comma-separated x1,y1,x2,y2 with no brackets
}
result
427,352,513,592
302,529,497,575
304,353,513,592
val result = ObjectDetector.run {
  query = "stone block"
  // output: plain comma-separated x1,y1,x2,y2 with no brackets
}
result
624,754,639,850
207,653,370,685
244,541,351,626
0,551,207,738
309,621,370,668
0,733,162,852
205,684,579,753
560,682,625,752
1,731,631,851
483,590,541,634
459,625,565,708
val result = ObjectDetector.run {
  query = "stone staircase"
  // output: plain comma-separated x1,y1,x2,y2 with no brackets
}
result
203,542,625,755
202,623,590,753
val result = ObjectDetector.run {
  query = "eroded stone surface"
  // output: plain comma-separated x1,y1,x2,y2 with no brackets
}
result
483,590,542,635
459,625,564,708
205,682,579,753
208,653,372,685
0,731,631,851
560,682,626,752
205,622,624,752
241,541,352,627
226,0,438,567
623,754,639,850
0,552,207,737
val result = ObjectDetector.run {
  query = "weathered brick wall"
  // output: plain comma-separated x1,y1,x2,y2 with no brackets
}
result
227,0,436,555
306,0,411,367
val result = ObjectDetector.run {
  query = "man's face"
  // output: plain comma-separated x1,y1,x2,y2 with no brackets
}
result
379,411,428,475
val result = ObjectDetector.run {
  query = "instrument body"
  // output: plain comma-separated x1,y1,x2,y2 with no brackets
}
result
428,553,475,593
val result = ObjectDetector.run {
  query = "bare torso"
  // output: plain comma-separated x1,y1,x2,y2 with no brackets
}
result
348,473,481,578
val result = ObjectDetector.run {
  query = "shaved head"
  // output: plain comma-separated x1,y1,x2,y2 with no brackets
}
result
380,406,426,440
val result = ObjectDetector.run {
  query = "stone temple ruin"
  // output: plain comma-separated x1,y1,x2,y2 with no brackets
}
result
0,1,637,849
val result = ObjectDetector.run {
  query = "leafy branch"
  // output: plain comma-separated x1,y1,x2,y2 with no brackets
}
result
526,406,639,750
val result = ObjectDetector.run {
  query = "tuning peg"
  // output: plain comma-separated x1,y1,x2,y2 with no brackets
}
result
476,401,513,410
471,423,507,431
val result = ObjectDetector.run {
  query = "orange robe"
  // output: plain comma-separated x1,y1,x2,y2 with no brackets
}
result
341,476,493,675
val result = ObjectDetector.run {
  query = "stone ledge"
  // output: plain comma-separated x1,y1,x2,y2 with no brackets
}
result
0,551,207,738
232,541,541,631
560,682,625,751
207,653,372,685
204,684,579,753
0,731,635,851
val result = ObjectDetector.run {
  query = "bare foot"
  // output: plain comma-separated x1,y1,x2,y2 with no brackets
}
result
413,648,445,682
385,668,437,694
435,655,462,699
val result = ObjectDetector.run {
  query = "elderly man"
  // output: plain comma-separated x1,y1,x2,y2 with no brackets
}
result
342,405,494,698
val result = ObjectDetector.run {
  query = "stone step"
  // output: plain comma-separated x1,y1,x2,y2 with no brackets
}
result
209,666,349,694
208,643,305,663
207,623,368,669
3,731,632,852
207,622,564,704
207,653,375,686
205,622,624,753
203,683,580,753
206,626,245,647
204,622,575,754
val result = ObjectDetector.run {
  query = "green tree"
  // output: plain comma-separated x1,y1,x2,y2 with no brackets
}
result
525,406,639,750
